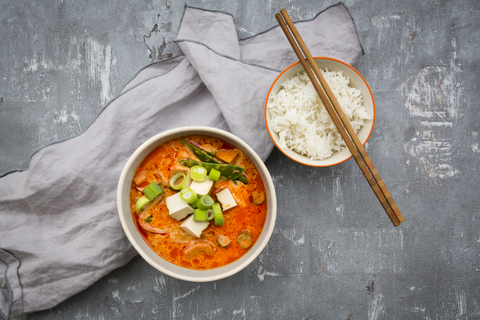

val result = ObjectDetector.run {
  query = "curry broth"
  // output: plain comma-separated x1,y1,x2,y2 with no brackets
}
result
129,135,267,270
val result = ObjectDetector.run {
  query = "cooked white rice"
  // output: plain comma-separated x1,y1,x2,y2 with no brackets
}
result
267,68,371,160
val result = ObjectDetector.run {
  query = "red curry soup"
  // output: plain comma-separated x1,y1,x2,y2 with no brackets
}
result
129,135,267,270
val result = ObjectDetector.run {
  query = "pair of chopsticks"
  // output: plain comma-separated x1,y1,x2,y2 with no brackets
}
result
275,9,405,226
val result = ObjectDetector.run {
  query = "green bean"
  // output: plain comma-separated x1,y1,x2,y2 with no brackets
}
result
181,140,219,163
179,159,248,184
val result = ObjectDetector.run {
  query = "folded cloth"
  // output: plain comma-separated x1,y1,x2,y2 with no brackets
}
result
0,4,362,318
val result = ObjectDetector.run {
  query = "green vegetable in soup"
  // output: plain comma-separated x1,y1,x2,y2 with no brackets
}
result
212,202,224,226
181,140,219,163
142,182,164,201
237,230,252,249
179,158,248,184
135,196,151,214
217,234,231,248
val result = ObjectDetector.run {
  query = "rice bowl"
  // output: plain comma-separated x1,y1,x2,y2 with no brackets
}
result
264,57,375,167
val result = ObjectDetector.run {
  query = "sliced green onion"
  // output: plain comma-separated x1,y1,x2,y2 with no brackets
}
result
169,172,189,190
145,215,153,223
135,196,151,214
214,212,223,226
237,230,252,249
190,165,207,182
208,168,221,181
212,202,223,226
212,202,222,215
189,197,200,209
197,195,214,210
180,187,197,204
194,209,208,222
142,182,164,201
206,209,214,220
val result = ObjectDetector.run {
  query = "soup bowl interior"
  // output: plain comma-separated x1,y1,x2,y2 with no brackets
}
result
265,57,375,167
117,126,277,282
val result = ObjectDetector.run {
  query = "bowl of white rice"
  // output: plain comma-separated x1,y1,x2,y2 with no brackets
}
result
265,57,375,167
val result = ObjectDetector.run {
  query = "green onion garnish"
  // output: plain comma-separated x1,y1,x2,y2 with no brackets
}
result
180,187,197,204
197,195,214,210
194,209,208,222
190,166,207,182
212,202,223,226
142,182,164,201
206,209,214,220
208,168,221,181
135,196,151,214
145,215,153,223
169,172,189,190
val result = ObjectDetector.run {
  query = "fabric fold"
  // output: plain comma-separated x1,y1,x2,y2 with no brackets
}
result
0,4,363,318
0,250,22,319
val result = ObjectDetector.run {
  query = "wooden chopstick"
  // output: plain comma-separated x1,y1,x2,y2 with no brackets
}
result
275,9,404,226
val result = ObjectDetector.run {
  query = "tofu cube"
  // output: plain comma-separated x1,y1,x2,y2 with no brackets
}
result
166,192,194,221
216,188,237,211
155,170,169,186
180,214,210,238
215,149,239,164
190,177,214,196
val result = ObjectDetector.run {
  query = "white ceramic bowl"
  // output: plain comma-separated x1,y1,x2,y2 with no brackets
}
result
265,57,375,167
117,126,277,282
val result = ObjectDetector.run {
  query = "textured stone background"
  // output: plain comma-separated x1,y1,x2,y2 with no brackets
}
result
1,0,479,319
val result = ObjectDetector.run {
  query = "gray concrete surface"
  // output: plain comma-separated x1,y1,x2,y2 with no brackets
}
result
1,0,479,319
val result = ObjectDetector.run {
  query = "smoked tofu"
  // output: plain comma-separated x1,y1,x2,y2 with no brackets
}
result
215,149,239,164
216,188,237,211
133,170,156,188
180,215,210,238
166,192,194,221
170,164,190,176
190,177,214,196
155,170,169,188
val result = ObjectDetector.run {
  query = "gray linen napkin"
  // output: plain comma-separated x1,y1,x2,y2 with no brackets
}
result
0,4,362,318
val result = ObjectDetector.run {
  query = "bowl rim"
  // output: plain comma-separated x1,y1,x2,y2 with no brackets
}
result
117,126,277,282
264,56,376,167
